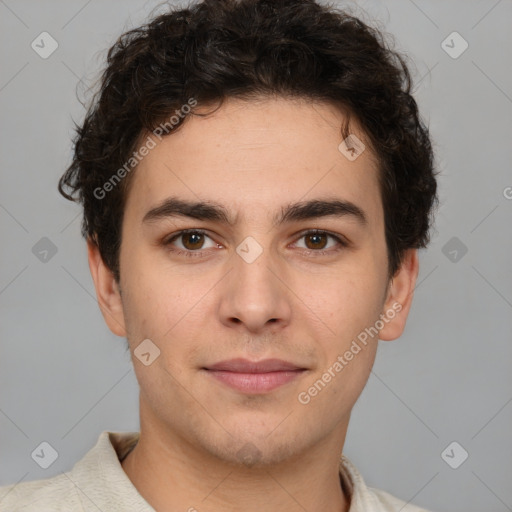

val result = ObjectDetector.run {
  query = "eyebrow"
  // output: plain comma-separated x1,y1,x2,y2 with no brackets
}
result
142,197,368,227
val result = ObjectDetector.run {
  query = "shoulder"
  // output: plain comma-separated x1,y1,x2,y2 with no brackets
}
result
0,431,143,512
339,455,434,512
0,473,81,512
367,486,433,512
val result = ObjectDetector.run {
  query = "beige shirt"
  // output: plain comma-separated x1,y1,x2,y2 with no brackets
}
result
0,431,432,511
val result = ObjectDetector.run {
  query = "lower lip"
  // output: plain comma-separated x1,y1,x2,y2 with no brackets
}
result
205,370,305,393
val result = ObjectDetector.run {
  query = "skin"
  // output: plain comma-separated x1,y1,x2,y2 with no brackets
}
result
88,96,419,512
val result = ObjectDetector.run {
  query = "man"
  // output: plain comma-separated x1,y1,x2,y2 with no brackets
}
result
0,0,438,510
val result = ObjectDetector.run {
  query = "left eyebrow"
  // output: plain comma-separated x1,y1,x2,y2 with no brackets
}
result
275,199,368,227
142,197,368,227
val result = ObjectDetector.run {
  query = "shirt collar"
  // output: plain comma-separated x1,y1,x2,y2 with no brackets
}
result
70,431,152,511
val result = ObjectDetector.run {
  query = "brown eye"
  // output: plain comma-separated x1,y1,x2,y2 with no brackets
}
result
181,232,205,250
304,232,328,250
164,229,218,255
293,230,347,255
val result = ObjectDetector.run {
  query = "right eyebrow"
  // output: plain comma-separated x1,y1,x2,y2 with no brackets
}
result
142,197,235,225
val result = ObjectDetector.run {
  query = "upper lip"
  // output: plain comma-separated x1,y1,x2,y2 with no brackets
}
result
204,358,306,373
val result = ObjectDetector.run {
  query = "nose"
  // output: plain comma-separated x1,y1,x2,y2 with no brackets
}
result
217,240,292,334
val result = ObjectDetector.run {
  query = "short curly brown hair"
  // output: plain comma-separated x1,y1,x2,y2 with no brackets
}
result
59,0,438,283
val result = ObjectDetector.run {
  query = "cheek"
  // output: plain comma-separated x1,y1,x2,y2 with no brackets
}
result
121,262,212,365
296,268,385,338
120,265,172,344
296,276,381,408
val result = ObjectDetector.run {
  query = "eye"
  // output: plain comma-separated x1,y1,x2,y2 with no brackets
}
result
163,229,220,257
292,229,348,255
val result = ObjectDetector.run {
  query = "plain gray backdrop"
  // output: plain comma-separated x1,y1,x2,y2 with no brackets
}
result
1,1,511,511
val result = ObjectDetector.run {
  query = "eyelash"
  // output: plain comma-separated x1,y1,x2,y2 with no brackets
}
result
162,228,348,259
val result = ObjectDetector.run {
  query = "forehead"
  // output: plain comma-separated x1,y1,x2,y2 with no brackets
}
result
125,97,383,229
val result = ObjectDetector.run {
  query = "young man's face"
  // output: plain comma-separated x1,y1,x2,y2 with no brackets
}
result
90,97,417,467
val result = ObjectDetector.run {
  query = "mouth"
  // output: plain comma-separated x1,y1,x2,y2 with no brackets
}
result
202,358,308,394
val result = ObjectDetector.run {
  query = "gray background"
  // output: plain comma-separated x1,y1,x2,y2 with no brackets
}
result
1,1,511,511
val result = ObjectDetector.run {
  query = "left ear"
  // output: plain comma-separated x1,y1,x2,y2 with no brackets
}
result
378,248,419,341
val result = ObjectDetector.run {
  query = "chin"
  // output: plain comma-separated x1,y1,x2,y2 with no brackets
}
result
196,426,309,469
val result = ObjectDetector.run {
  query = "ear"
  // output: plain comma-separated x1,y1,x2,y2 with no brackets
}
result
87,238,127,337
378,248,419,341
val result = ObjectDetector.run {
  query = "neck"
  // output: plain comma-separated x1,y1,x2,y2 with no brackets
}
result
121,418,351,512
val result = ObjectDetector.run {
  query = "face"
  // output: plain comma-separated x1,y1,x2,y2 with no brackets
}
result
89,96,418,467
